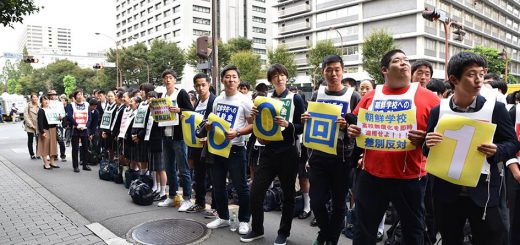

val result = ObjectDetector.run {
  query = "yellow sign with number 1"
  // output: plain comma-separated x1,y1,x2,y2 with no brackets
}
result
426,114,496,187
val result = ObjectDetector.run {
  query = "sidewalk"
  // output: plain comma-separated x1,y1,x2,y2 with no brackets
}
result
0,155,105,245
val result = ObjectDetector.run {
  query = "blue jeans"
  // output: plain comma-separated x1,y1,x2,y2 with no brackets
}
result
210,146,250,222
163,138,192,200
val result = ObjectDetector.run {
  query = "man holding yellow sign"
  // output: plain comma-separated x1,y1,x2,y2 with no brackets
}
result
348,50,440,245
424,52,519,245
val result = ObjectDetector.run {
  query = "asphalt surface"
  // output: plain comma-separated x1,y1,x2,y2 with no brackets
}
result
0,122,370,244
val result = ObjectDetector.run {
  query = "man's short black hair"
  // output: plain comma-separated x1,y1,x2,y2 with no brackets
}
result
484,72,500,81
161,69,177,79
255,83,269,93
447,52,487,80
342,77,357,88
97,90,106,95
489,79,508,94
139,83,155,94
267,64,289,82
380,49,406,69
411,60,433,76
89,98,98,106
238,82,250,90
426,78,446,95
221,65,240,79
321,55,344,70
193,73,210,84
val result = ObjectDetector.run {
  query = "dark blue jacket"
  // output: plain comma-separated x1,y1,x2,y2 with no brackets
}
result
423,95,519,207
65,103,92,137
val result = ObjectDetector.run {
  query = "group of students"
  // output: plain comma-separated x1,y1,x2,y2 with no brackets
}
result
24,49,520,245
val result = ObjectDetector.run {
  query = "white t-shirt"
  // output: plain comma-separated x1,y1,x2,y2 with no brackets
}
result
212,92,253,146
195,96,209,116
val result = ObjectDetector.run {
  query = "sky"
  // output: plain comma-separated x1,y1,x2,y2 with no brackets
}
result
0,0,116,56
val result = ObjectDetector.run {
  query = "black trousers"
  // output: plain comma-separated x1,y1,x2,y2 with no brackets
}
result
250,146,298,237
353,170,426,245
309,153,350,244
27,132,36,156
424,174,437,244
71,135,89,169
191,148,207,206
57,126,66,158
511,188,520,244
436,196,505,245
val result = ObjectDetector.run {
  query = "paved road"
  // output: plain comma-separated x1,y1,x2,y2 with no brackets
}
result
0,122,369,244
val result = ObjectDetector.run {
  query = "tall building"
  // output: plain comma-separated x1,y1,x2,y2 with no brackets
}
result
114,0,273,88
18,25,72,55
274,0,520,85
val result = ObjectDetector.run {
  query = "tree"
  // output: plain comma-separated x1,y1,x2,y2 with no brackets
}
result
465,45,517,83
63,75,76,96
44,59,80,93
267,45,297,80
148,39,186,83
308,40,341,85
230,51,261,86
362,29,396,84
6,79,18,94
0,0,41,28
227,37,253,54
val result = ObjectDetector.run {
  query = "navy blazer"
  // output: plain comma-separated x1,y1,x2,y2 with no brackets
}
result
423,95,519,207
65,103,92,137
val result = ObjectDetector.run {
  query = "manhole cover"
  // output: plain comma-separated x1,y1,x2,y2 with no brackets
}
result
129,219,210,245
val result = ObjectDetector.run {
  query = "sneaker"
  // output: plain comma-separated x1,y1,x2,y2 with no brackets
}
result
238,222,249,235
178,200,193,212
206,218,230,229
158,198,175,207
154,194,167,202
274,234,288,245
204,209,218,219
240,231,264,242
186,204,205,213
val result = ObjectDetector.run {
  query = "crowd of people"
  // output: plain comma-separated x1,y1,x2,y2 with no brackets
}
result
19,50,520,245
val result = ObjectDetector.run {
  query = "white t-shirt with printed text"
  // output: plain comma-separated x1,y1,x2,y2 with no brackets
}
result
212,92,252,146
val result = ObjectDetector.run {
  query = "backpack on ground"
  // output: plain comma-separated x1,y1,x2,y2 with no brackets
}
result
124,169,140,189
99,159,118,181
129,178,154,206
263,186,284,212
343,207,356,239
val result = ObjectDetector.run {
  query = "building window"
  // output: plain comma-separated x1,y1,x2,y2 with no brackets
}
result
193,5,210,13
253,37,266,44
173,5,180,13
173,29,180,37
156,24,162,31
425,39,436,50
164,21,171,28
147,6,153,13
252,6,266,13
174,17,181,25
164,32,172,39
193,17,210,25
253,48,266,54
155,13,162,21
148,28,153,34
252,16,266,23
141,31,146,37
316,5,358,23
193,29,210,36
254,0,265,2
155,2,162,9
343,45,358,55
148,17,153,24
164,9,171,17
253,27,266,34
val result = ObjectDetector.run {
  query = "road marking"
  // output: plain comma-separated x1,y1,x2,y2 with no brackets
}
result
86,222,132,245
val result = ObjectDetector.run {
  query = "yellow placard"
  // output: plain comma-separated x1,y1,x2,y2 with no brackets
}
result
150,98,176,122
303,101,341,155
207,113,232,158
356,108,417,151
181,111,204,148
426,114,496,187
253,96,284,141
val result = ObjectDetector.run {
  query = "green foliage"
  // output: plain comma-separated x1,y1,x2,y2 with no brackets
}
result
63,75,76,96
6,79,17,94
0,0,41,28
267,45,297,80
362,29,396,84
465,45,514,82
149,39,185,82
227,37,253,54
229,51,261,86
308,40,341,85
45,60,80,93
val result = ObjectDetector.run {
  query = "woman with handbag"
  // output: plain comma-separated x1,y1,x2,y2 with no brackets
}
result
24,93,40,159
37,96,59,169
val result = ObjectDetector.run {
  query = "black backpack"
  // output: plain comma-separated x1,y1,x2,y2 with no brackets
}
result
385,220,403,245
99,159,118,181
124,169,141,189
129,179,154,206
343,208,356,239
263,186,284,212
293,193,304,218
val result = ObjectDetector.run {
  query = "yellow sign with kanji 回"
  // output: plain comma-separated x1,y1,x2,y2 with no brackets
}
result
356,108,417,151
253,96,284,141
303,102,341,155
426,114,496,187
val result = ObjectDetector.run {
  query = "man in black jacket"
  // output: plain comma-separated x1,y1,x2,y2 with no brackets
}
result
423,52,520,245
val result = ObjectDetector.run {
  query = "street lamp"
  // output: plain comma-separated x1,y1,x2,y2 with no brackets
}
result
330,27,344,56
94,32,122,88
499,48,509,83
422,8,465,80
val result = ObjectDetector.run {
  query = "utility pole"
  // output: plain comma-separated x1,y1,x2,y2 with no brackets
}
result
211,0,219,92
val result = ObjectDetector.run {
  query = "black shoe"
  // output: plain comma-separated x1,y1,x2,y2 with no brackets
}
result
186,204,205,213
310,217,318,227
36,156,41,159
73,168,80,173
82,165,92,171
50,164,60,168
240,231,264,242
298,210,312,219
31,155,36,159
43,166,52,170
376,231,383,242
274,234,288,245
153,194,167,202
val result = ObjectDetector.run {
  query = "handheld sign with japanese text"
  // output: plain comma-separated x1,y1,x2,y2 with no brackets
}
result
356,108,417,151
426,114,496,187
150,98,177,126
253,96,284,141
182,111,204,148
207,113,232,158
303,102,341,155
45,101,65,125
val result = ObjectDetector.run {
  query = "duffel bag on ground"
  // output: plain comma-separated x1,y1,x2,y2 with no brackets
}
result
124,169,140,189
129,179,154,206
99,159,118,181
